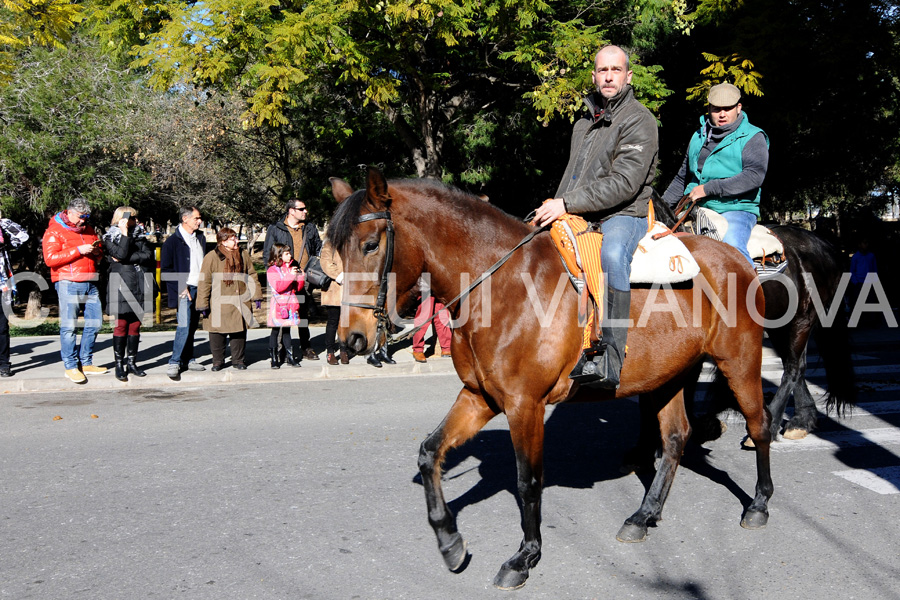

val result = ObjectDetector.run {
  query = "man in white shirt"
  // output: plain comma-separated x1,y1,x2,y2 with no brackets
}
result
161,207,208,379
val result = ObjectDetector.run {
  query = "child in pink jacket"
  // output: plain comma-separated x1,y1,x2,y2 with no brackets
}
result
266,243,304,368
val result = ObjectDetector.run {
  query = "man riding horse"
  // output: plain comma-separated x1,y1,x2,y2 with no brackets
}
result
533,44,659,389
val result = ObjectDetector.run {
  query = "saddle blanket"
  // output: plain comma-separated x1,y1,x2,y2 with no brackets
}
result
630,221,701,284
552,217,701,288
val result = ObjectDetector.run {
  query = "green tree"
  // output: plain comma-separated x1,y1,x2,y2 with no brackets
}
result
0,0,83,83
86,0,673,182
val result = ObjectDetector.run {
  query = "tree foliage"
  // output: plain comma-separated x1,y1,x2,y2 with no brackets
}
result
86,0,674,182
0,0,83,83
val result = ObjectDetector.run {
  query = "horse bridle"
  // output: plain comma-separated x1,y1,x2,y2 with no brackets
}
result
342,210,395,340
343,208,548,345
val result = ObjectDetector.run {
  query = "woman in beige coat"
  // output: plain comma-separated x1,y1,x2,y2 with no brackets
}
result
196,228,262,370
320,238,347,365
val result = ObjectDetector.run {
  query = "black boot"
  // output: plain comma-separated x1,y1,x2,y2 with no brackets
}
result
375,345,396,365
367,352,382,368
284,345,301,367
113,336,128,382
569,288,630,389
269,348,281,369
126,335,146,377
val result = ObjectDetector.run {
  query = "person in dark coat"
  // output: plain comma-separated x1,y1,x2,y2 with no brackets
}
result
0,215,29,377
160,206,208,379
262,198,322,361
104,206,156,381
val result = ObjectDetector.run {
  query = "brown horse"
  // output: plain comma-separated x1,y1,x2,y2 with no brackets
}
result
328,168,773,590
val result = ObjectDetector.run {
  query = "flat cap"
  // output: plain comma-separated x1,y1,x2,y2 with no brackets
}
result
708,83,741,107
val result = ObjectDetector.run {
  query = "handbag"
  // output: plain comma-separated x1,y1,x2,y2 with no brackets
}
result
304,255,333,291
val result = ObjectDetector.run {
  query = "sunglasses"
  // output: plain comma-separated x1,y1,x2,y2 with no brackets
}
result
78,214,91,220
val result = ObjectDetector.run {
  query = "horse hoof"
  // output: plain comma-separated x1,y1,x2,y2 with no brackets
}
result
741,436,756,449
782,428,809,440
493,566,529,590
741,510,769,529
616,522,648,543
440,534,468,572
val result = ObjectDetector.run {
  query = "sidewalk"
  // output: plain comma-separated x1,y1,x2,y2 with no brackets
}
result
0,327,457,394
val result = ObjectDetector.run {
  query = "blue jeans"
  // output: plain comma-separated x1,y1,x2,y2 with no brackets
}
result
601,215,646,292
56,280,102,370
721,210,757,265
169,285,200,366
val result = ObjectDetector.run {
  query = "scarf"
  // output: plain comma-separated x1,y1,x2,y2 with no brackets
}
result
58,211,86,233
218,244,243,287
698,113,744,171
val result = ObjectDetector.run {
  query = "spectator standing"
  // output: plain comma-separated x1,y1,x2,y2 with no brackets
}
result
104,206,156,382
0,215,29,377
411,295,452,364
849,238,878,320
319,238,349,365
161,207,208,379
196,228,262,371
262,198,322,361
266,243,303,369
42,197,107,383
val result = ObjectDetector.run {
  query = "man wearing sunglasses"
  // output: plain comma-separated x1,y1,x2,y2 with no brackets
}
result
263,198,323,363
42,197,107,384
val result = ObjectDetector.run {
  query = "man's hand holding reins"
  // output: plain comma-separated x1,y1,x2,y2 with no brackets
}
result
533,198,567,227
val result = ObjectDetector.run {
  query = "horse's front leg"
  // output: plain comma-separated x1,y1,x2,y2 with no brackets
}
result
418,387,497,571
493,401,546,590
617,388,690,543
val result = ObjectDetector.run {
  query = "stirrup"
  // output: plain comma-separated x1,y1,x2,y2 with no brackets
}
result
569,344,619,389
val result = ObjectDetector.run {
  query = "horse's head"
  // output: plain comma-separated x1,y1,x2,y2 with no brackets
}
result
329,167,424,354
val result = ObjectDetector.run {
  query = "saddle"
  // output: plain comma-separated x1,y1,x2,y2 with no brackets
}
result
691,207,788,280
549,206,701,348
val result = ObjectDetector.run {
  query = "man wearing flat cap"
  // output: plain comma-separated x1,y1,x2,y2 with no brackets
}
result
662,82,769,264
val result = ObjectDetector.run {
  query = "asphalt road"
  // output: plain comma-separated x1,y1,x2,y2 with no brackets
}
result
2,352,899,599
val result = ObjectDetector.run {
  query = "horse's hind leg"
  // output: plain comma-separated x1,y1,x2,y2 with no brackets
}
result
493,400,546,590
617,388,690,543
418,387,497,572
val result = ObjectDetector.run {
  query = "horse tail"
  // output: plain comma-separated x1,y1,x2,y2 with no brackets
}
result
814,309,857,417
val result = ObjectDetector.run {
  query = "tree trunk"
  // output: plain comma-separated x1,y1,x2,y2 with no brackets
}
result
24,290,42,320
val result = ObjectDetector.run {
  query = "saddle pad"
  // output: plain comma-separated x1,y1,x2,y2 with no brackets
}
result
630,221,701,284
696,207,784,259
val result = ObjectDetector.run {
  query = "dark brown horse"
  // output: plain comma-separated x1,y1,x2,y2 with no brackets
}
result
328,168,773,590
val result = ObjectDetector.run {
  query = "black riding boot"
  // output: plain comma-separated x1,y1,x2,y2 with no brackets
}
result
375,345,396,365
126,335,146,377
284,344,301,367
569,288,630,389
113,336,128,382
269,348,281,369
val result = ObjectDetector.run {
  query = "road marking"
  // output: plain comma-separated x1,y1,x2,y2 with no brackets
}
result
770,427,900,452
832,467,900,495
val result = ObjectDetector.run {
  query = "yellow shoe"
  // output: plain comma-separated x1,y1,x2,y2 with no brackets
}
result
81,365,108,374
65,368,87,384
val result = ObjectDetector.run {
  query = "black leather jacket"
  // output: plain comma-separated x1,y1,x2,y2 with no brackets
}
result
555,85,659,220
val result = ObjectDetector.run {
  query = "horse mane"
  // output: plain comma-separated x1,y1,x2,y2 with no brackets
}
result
328,178,531,253
329,189,368,253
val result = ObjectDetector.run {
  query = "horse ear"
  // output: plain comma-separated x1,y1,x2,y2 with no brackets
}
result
365,167,391,209
329,177,354,204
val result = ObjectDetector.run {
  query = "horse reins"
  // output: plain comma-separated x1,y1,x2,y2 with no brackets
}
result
344,209,548,345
